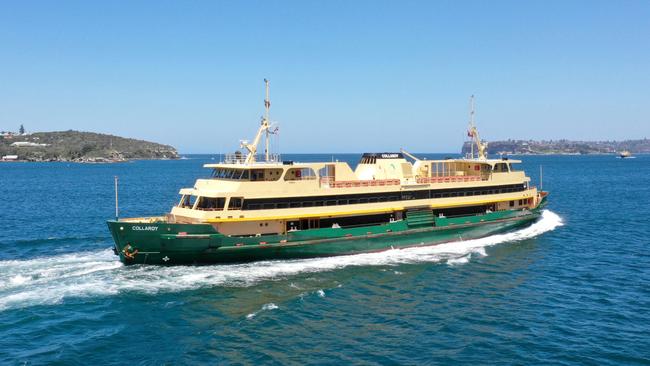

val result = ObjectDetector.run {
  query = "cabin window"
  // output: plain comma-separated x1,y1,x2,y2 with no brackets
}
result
284,167,317,181
228,197,243,210
320,213,393,229
494,163,509,173
179,195,197,208
249,169,282,182
212,168,251,180
196,197,226,211
509,200,515,207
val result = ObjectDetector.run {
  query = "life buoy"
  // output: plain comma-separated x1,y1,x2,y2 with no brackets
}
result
122,244,139,260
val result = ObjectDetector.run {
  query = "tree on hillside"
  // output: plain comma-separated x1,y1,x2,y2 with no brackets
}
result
19,124,25,134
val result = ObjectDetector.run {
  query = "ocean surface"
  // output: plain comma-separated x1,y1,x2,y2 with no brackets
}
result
0,154,649,365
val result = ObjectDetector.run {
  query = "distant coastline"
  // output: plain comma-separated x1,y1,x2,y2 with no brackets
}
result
1,130,178,163
462,139,649,155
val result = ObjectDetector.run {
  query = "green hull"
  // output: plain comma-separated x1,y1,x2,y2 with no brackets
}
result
107,206,545,265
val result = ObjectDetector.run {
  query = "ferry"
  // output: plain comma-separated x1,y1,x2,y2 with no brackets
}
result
619,150,633,158
107,82,548,265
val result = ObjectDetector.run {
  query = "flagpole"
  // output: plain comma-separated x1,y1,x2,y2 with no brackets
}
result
470,95,475,159
264,79,270,162
114,176,119,221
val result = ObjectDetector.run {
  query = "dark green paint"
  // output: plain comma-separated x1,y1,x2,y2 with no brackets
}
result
107,201,545,265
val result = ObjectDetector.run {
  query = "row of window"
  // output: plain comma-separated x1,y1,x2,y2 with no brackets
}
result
242,184,526,210
181,196,242,211
180,183,526,211
210,167,316,182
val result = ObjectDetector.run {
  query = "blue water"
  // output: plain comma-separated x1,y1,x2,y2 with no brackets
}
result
1,154,649,365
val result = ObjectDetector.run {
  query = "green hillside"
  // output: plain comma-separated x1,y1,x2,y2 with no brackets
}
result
0,130,179,162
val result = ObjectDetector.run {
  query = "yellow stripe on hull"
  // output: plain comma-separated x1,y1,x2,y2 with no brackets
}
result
205,194,534,223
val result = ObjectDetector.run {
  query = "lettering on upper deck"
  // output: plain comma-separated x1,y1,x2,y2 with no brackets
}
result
381,153,399,159
132,226,159,231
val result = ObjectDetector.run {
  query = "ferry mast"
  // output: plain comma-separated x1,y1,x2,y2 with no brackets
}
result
467,95,488,160
241,79,274,164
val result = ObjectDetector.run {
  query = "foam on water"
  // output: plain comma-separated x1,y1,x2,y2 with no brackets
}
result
0,210,562,312
246,303,279,319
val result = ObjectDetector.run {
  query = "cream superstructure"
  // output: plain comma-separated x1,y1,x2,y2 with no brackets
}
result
162,87,539,237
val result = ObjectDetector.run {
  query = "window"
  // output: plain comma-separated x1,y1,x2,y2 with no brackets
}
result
229,197,243,210
179,195,197,208
196,197,226,211
284,167,317,181
494,163,509,173
250,169,282,181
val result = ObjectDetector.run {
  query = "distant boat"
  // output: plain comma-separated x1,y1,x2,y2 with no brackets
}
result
619,151,633,158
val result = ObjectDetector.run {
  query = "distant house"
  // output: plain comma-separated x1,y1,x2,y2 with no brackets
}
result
10,141,50,147
2,155,18,161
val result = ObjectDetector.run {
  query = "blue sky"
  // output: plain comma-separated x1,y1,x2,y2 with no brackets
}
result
1,1,648,153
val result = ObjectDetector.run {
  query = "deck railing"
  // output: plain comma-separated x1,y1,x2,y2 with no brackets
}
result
321,177,401,188
416,176,482,184
223,153,281,164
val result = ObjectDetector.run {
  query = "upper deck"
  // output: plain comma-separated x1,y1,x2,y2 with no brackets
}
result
174,152,528,204
166,83,537,222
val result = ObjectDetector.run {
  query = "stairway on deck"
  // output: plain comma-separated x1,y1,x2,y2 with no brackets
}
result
405,208,435,228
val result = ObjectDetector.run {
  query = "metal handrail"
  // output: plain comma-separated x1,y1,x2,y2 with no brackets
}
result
223,153,281,164
416,176,483,184
321,178,401,188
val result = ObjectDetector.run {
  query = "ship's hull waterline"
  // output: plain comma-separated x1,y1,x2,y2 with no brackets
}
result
107,204,545,265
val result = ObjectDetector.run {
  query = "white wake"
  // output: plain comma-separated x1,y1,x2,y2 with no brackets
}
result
0,210,562,311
